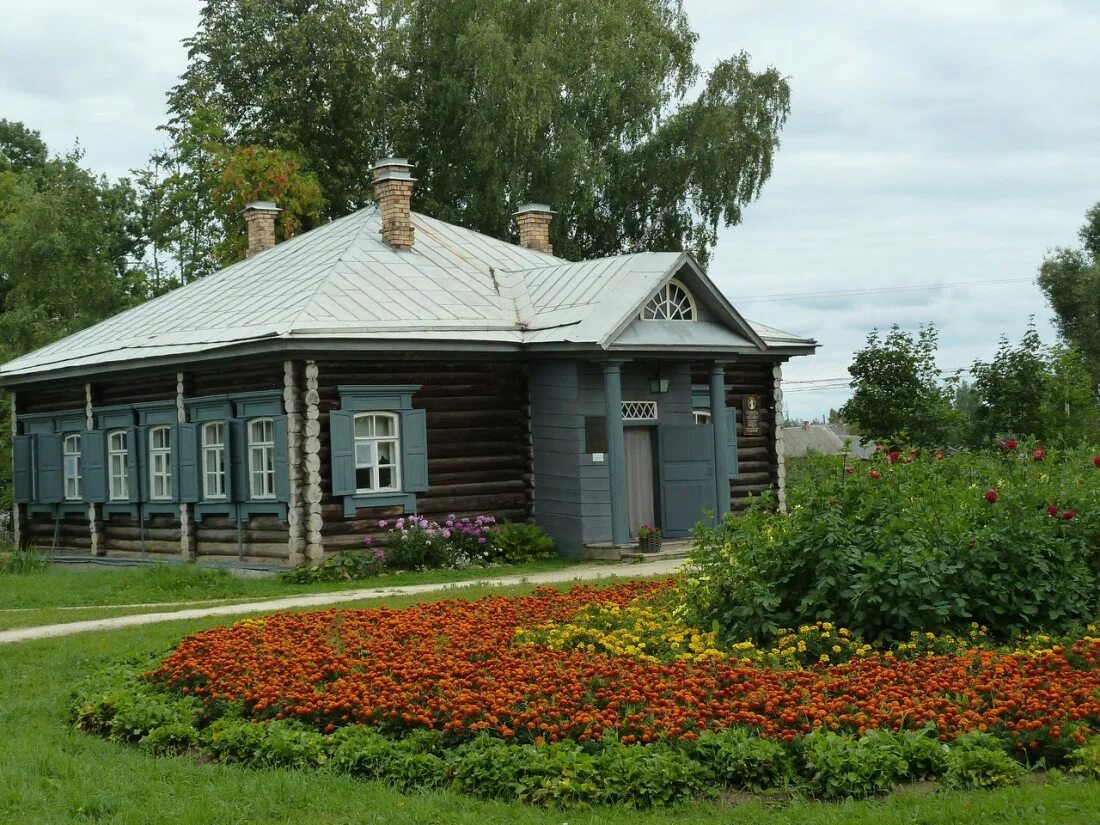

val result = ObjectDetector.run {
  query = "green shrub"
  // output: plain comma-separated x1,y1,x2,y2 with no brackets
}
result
328,726,446,790
682,446,1100,643
449,737,601,807
1066,736,1100,780
796,731,907,799
688,728,792,789
139,722,201,755
282,550,382,583
596,741,705,807
892,730,950,780
491,521,557,563
943,744,1023,790
202,718,329,769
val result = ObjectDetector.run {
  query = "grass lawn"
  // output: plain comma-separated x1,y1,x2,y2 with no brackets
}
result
1,582,1098,825
0,555,575,614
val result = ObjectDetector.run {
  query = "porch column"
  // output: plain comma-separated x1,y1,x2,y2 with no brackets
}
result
603,361,630,545
709,362,731,519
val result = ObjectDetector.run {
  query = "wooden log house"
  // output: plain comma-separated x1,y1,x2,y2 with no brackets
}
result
1,160,817,565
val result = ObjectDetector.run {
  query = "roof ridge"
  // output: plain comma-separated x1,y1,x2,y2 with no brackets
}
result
283,205,381,333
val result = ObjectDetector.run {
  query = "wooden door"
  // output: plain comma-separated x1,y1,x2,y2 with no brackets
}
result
658,423,717,535
625,427,656,538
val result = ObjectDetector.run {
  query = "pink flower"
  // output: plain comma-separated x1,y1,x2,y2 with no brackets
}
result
373,549,385,560
1001,438,1018,451
1032,448,1046,462
887,451,900,464
442,529,451,539
1048,505,1059,517
984,489,998,503
870,469,882,480
1062,510,1076,521
419,519,429,529
378,519,388,528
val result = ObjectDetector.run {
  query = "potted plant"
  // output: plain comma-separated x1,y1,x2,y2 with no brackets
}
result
637,524,662,553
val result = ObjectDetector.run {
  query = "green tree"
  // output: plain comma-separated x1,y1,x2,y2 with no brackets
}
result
1037,202,1100,383
969,323,1099,446
0,141,148,509
840,324,962,447
168,0,790,263
136,106,325,290
0,148,145,359
0,119,48,173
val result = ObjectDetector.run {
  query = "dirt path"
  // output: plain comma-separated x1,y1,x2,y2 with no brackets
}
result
0,558,684,645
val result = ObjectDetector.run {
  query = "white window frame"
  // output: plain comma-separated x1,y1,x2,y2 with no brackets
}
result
63,433,82,500
148,425,173,501
353,411,401,494
108,429,129,501
693,410,712,425
640,278,697,321
247,418,276,500
202,421,227,500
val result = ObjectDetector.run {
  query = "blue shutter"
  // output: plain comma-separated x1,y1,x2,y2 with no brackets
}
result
273,415,289,502
12,434,34,503
400,408,429,493
177,423,199,503
36,433,63,504
726,409,740,478
228,419,248,502
329,410,356,496
81,431,108,503
128,426,143,503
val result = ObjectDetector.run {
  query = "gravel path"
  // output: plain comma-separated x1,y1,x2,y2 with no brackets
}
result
0,558,684,645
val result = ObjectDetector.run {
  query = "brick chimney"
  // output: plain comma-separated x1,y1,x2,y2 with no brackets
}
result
372,158,416,250
242,201,281,258
513,203,555,254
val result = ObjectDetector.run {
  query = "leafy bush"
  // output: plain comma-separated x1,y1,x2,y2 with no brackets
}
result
943,744,1023,790
202,718,329,769
283,513,557,581
1066,736,1100,780
139,722,201,755
596,740,705,807
281,550,383,584
796,730,907,799
449,737,602,807
328,726,446,790
491,521,557,563
682,446,1100,643
688,728,792,789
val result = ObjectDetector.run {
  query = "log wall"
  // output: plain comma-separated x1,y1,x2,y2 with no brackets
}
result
315,360,533,553
693,360,783,511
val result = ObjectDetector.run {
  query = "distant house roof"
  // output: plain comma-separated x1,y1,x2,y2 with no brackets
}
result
0,205,816,384
783,424,875,459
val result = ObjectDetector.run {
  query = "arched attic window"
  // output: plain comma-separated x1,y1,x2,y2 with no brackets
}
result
640,278,696,321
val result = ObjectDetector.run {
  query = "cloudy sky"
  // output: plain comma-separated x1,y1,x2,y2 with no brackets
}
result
2,1,1098,419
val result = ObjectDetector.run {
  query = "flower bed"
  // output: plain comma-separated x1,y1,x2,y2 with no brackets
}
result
150,581,1100,748
74,580,1100,806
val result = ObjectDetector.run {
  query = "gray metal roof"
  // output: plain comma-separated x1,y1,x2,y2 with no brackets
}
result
0,205,816,383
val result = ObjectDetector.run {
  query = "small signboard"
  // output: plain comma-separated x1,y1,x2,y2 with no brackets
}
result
742,394,762,436
584,416,608,454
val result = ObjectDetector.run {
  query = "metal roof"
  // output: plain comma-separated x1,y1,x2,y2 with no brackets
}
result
0,205,816,383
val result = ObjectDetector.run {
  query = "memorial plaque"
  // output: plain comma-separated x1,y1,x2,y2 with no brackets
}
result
584,416,608,454
742,394,762,436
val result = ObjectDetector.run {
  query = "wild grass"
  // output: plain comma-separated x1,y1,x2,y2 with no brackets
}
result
1,583,1097,824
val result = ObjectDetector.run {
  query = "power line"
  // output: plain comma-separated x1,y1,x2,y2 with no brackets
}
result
738,277,1033,304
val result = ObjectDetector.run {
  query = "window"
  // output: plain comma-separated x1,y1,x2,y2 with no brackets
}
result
622,401,659,422
63,433,82,500
693,410,712,425
147,426,173,500
641,279,696,321
354,412,401,493
202,422,227,499
248,418,276,499
108,430,128,501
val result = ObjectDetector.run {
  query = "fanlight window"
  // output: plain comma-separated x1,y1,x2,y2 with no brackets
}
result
640,279,696,321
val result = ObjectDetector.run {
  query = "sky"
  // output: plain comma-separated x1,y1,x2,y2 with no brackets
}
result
2,1,1098,420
